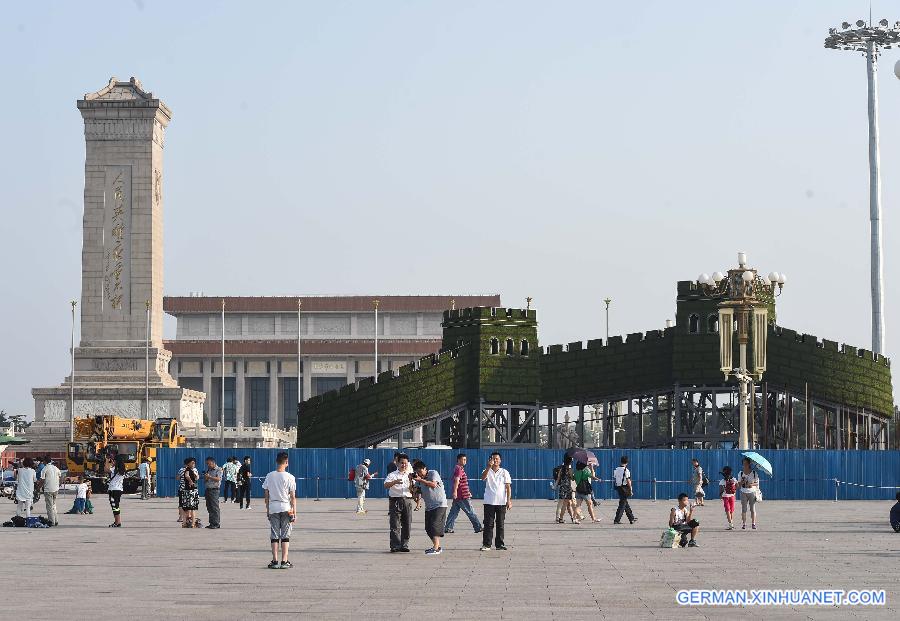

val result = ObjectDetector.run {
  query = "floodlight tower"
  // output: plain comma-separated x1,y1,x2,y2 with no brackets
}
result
825,18,900,356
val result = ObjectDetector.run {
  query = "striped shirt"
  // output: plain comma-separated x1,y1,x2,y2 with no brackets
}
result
451,464,471,499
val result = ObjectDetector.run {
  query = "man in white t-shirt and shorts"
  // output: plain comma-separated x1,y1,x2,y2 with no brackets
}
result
263,452,297,569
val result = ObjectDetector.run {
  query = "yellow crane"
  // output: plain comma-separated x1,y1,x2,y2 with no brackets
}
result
66,415,185,493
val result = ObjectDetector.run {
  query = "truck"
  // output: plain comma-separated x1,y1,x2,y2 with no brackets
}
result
66,415,186,493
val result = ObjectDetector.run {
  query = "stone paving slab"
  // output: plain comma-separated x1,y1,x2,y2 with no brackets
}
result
0,496,897,620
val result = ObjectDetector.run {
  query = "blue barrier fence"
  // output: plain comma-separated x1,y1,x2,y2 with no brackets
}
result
156,448,900,501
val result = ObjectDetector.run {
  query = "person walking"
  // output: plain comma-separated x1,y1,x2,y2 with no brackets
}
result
554,454,578,524
444,453,482,534
263,451,297,569
222,457,239,503
39,456,61,526
612,455,636,525
204,456,223,529
238,456,253,510
412,459,448,555
669,493,700,547
15,457,36,519
383,453,413,553
480,452,512,551
107,457,126,528
574,461,601,523
138,457,151,500
690,458,706,506
719,466,738,530
354,458,377,514
179,457,200,528
739,457,761,530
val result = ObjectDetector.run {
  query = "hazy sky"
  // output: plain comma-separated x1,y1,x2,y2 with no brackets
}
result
2,1,898,416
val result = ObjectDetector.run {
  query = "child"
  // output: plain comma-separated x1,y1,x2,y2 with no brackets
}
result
74,478,88,514
669,493,700,547
84,480,94,514
719,466,738,530
890,491,900,533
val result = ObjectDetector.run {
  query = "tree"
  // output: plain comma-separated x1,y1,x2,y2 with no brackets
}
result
0,411,30,433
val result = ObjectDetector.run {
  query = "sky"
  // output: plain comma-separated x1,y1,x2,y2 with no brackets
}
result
1,1,898,416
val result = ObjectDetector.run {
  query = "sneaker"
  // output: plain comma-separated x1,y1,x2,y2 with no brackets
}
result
741,524,746,530
496,544,508,550
281,561,293,568
480,546,491,551
445,529,454,533
267,560,280,569
688,540,699,547
425,548,442,555
751,524,757,530
726,524,734,530
399,547,410,553
473,528,482,533
245,506,252,510
631,518,638,524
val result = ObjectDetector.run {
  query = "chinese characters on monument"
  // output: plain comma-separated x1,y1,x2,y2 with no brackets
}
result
103,166,131,312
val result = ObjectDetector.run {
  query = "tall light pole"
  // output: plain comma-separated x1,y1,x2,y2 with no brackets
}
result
603,298,611,342
825,18,900,356
220,298,225,444
696,252,786,450
69,300,77,442
297,299,302,408
373,299,380,382
145,300,151,420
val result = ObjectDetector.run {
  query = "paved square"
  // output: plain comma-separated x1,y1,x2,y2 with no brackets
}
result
1,495,897,620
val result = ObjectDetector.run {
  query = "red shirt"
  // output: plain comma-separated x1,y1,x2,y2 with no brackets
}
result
452,464,471,499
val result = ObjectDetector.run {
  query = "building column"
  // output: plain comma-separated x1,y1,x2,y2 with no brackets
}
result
202,359,212,425
302,356,312,401
235,358,246,426
269,358,279,428
346,357,356,385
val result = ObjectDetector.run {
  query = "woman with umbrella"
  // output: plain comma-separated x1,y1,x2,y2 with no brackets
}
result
739,456,761,530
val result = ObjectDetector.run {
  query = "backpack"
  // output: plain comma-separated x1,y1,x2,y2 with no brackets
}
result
723,478,737,495
347,468,356,482
702,474,710,488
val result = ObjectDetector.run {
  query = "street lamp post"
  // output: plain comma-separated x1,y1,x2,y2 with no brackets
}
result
825,18,900,356
69,300,77,442
145,300,151,420
603,298,611,342
696,252,786,450
373,299,380,382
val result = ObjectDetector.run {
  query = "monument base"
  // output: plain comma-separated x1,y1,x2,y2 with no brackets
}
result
29,345,206,454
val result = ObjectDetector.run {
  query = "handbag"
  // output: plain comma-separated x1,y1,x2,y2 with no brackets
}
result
569,480,577,492
660,528,681,548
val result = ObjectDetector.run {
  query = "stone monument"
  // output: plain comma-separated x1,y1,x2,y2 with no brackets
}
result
29,77,204,453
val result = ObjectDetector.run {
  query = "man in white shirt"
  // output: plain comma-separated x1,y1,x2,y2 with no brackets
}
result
383,453,413,552
39,456,61,526
480,452,512,551
612,455,636,524
263,452,297,569
354,458,377,514
15,457,37,519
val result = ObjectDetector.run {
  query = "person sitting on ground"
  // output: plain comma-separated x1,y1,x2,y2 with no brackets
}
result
890,491,900,533
669,493,700,548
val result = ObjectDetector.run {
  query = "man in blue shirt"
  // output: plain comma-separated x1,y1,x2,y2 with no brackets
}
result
138,458,151,499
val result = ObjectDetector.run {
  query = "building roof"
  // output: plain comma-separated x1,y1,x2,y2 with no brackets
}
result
164,295,501,314
164,339,443,356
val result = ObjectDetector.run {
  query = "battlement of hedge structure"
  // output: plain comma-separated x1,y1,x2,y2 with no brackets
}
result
297,343,476,447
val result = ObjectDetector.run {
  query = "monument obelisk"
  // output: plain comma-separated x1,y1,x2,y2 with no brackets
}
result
29,77,204,453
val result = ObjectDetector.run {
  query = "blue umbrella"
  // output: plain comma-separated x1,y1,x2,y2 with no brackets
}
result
741,451,773,477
